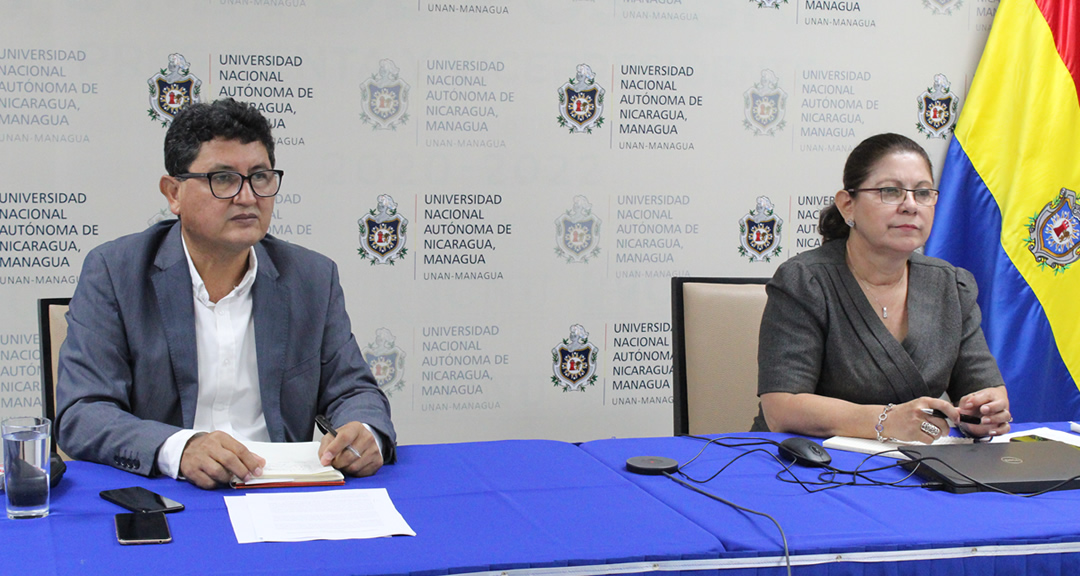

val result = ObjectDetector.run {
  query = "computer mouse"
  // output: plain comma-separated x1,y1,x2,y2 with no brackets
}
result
778,437,832,467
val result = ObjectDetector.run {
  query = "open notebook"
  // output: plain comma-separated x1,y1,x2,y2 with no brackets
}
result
231,441,345,489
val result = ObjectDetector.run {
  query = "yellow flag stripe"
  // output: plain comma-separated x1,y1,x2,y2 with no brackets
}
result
957,0,1080,379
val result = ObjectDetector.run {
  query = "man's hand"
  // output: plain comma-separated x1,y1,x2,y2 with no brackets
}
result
179,431,265,489
318,421,383,477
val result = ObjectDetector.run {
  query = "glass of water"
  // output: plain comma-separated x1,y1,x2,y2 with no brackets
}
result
2,416,51,519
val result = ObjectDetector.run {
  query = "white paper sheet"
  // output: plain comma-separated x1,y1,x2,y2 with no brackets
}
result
224,488,415,543
989,426,1080,446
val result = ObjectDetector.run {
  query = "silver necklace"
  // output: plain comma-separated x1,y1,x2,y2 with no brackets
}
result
859,281,894,318
847,256,906,319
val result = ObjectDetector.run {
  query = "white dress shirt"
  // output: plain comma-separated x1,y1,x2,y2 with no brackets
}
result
154,238,382,479
156,239,265,478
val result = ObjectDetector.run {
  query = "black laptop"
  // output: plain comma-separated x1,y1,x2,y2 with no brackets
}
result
900,440,1080,494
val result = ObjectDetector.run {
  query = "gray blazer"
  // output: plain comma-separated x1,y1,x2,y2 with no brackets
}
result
56,220,396,475
752,239,1004,431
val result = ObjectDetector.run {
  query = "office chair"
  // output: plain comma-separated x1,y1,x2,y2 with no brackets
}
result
38,297,72,460
671,277,770,436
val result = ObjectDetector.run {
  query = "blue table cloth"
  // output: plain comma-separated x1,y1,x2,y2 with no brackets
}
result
579,425,1080,574
1,439,723,576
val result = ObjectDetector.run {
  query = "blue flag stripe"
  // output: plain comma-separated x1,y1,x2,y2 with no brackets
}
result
928,137,1079,421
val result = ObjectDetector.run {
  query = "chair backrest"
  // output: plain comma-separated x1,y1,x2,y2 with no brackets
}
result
38,297,71,459
672,278,770,436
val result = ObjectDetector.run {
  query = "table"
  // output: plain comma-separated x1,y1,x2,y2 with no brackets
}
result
9,428,1080,575
1,439,723,576
580,425,1080,575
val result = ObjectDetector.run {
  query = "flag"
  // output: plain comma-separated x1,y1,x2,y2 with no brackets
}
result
925,0,1080,421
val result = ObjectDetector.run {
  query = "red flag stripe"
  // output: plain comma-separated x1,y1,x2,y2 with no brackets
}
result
1036,0,1080,101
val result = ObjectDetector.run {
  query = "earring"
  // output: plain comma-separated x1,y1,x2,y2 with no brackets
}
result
845,219,855,228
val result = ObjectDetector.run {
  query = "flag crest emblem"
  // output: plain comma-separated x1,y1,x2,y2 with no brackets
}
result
1027,188,1080,272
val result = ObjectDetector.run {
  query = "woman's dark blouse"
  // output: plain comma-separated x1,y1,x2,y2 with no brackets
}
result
751,239,1004,432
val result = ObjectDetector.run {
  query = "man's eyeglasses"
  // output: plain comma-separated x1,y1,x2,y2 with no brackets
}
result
175,169,284,199
846,187,939,207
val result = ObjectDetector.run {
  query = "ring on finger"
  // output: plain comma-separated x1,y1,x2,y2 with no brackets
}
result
921,421,941,437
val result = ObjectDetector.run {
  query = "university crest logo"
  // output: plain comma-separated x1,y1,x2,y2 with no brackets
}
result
738,196,783,262
557,64,605,134
1026,187,1080,272
551,324,599,392
751,0,788,8
146,208,174,227
360,59,410,130
923,0,962,15
916,74,959,139
362,328,407,396
555,195,602,263
147,53,201,127
743,70,786,136
358,194,409,265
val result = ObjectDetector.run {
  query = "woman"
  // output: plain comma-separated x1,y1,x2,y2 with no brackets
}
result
752,133,1010,442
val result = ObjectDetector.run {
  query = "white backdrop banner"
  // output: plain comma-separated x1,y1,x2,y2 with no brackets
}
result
0,0,998,444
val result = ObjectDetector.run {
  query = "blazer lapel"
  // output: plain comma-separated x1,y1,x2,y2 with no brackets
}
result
252,243,289,442
832,241,931,402
150,223,200,428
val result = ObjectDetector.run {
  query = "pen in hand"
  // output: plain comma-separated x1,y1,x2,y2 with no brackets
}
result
921,408,982,425
315,415,363,459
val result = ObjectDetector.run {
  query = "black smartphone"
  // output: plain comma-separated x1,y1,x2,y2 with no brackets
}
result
924,408,982,426
100,486,185,513
115,512,172,545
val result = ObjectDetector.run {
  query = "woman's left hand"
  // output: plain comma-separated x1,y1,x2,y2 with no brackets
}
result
957,386,1011,437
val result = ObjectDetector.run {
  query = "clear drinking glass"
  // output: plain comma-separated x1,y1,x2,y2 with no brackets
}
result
2,416,51,519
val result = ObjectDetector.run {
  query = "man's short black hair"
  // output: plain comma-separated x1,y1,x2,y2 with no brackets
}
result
163,98,275,176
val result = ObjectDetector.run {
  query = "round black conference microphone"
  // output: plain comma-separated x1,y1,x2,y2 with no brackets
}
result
625,456,679,475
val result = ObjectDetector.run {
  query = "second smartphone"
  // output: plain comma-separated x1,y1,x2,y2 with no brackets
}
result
115,512,172,545
100,486,184,513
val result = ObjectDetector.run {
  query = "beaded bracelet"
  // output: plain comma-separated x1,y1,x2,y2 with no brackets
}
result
875,403,896,442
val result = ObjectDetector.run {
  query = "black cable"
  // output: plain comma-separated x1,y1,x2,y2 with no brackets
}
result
684,433,1080,496
662,434,1080,576
680,434,922,492
680,434,843,492
846,449,925,486
680,435,783,471
662,471,792,576
775,449,926,491
680,447,783,484
663,435,1053,576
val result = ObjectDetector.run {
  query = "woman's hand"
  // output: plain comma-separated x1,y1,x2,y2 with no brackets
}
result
956,386,1011,438
880,397,956,444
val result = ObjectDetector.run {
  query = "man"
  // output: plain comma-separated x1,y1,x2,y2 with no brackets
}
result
56,98,395,489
